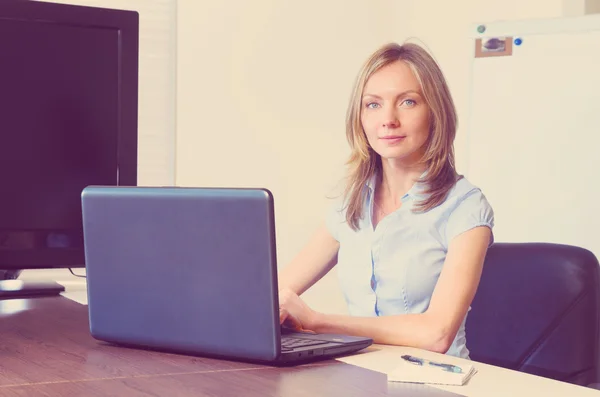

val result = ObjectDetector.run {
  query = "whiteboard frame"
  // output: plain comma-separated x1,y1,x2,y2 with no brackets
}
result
469,12,600,39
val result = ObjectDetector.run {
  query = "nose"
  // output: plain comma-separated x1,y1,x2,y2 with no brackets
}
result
383,115,400,128
382,108,399,129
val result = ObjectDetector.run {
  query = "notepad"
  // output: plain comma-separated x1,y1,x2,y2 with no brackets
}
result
387,358,477,386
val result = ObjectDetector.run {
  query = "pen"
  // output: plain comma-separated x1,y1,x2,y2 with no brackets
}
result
401,354,463,374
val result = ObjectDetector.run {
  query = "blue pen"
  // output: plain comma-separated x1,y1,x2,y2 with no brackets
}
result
401,354,463,374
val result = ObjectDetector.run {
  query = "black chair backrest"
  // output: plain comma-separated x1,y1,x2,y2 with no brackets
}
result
467,242,600,387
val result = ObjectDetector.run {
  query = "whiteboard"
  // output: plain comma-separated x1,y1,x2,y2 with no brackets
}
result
465,14,600,258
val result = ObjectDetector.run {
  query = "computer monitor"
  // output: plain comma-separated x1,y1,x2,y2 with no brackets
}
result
0,1,139,298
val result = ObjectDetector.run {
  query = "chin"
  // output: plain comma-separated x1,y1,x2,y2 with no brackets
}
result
377,148,416,162
375,142,426,164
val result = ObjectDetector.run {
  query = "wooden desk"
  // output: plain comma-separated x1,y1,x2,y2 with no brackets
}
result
0,296,461,396
1,296,598,397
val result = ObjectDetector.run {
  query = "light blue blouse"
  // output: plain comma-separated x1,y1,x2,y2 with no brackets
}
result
325,173,494,358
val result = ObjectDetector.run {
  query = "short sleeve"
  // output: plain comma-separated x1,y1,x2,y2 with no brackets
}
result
325,198,345,242
445,188,495,248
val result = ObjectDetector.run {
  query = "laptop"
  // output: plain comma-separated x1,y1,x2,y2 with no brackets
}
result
81,186,373,365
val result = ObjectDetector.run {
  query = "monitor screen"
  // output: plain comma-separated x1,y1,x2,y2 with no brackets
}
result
0,1,138,270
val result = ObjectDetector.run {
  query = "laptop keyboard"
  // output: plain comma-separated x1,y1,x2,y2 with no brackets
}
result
281,336,330,352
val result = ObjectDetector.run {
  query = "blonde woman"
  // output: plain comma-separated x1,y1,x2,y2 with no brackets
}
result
278,42,494,359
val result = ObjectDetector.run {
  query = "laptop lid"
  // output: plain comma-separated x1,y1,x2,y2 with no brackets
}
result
82,186,283,362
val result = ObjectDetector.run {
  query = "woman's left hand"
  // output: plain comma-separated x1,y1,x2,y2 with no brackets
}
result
278,288,319,333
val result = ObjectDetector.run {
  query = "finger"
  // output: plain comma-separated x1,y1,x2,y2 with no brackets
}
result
283,314,303,331
279,308,288,324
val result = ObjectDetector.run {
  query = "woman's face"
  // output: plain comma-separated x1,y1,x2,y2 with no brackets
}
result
360,61,430,166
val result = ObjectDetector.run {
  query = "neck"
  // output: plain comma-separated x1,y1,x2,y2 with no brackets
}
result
379,158,427,206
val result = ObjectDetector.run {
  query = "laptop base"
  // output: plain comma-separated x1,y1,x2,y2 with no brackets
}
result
94,337,371,367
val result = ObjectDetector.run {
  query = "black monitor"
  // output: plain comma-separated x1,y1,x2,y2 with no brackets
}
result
0,1,138,298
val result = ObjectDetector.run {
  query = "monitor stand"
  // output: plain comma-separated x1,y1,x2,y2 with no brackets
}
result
0,270,65,299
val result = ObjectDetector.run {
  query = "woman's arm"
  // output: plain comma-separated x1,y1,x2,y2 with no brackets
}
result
277,223,340,296
279,225,491,353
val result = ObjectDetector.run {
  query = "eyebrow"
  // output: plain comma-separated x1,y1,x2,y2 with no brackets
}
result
362,90,420,100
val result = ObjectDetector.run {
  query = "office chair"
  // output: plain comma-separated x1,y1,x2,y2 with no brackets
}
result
466,242,600,388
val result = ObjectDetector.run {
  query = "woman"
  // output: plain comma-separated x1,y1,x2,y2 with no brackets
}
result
278,42,494,359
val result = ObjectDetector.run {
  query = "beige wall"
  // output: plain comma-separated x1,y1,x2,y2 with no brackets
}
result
563,0,600,15
176,0,565,314
176,0,397,313
586,0,600,14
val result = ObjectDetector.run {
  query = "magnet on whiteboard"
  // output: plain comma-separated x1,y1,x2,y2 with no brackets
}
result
475,36,514,58
477,25,486,33
514,37,523,46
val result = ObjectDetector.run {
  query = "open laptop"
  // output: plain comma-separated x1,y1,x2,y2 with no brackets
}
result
81,186,373,365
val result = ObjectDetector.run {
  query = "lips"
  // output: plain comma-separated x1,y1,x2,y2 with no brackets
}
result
379,136,406,145
380,136,406,140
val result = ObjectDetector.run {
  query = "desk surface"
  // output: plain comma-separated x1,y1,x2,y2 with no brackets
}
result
0,296,461,396
0,295,598,397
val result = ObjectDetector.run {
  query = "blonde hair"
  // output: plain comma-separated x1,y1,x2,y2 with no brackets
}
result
342,41,459,230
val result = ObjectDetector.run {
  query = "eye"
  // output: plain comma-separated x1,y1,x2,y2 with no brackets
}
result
365,102,380,109
401,99,417,107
